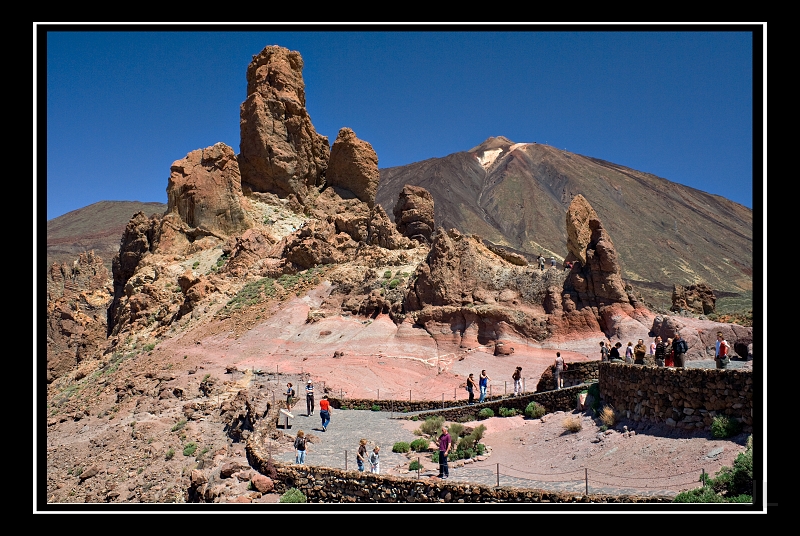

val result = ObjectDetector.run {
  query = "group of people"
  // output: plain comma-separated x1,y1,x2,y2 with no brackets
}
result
286,380,331,431
295,432,382,473
465,370,491,404
598,331,732,369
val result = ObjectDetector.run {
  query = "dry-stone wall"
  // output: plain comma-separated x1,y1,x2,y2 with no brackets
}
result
598,362,753,432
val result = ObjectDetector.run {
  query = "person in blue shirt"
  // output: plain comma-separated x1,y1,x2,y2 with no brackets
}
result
478,370,491,402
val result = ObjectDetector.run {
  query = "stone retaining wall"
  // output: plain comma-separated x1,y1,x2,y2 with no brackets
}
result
598,362,753,432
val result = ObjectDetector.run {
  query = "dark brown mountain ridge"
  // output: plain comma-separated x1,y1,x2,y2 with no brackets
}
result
376,136,753,311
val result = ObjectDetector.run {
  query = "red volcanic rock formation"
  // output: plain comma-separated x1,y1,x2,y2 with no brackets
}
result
326,127,380,209
167,142,252,236
393,185,435,244
238,45,330,202
671,282,716,315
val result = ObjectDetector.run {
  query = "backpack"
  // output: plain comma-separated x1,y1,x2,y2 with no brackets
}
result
294,437,306,451
676,339,688,354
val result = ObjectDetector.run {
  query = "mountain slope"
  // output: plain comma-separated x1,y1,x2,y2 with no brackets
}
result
376,137,753,310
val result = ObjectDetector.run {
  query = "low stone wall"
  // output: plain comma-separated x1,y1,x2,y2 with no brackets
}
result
246,442,671,503
598,362,753,432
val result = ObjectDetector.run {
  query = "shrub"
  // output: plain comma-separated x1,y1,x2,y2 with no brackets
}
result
498,407,518,417
192,261,200,269
165,447,175,460
419,416,445,437
525,401,546,419
171,419,187,432
458,414,476,422
711,415,742,439
143,342,156,352
280,487,307,503
563,416,582,433
392,442,411,453
409,459,422,471
599,405,617,427
674,435,753,503
371,404,381,412
183,442,198,456
447,422,465,438
383,270,392,279
478,408,495,419
388,279,400,289
410,438,430,452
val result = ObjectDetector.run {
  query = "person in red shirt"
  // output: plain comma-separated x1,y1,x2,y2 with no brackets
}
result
319,395,331,431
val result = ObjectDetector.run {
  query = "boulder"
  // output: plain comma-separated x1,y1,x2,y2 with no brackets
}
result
326,127,380,209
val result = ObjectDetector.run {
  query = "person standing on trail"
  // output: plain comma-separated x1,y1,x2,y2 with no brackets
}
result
625,342,634,364
715,332,731,369
538,255,545,271
285,383,296,410
512,366,523,396
305,380,315,416
369,446,381,474
550,257,556,268
437,426,452,479
319,395,331,431
673,333,689,368
478,370,491,403
356,438,368,472
466,373,478,404
554,352,566,389
599,341,610,362
294,430,307,465
654,336,667,367
633,339,647,365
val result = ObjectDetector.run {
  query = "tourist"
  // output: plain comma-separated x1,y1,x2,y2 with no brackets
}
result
319,395,331,431
715,332,731,369
654,336,667,367
512,366,523,396
600,341,610,362
437,426,452,479
466,373,478,404
369,446,381,474
285,383,296,410
633,339,647,365
554,352,566,389
294,430,307,464
673,333,688,368
538,255,545,271
305,379,315,416
609,341,623,361
550,257,556,268
649,337,657,356
356,438,368,472
665,338,675,367
479,369,491,402
625,341,634,364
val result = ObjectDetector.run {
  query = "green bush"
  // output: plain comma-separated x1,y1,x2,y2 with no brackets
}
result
674,435,753,503
409,459,422,471
447,422,465,438
165,447,175,460
498,407,518,417
419,416,445,437
388,279,400,289
371,404,381,412
182,442,198,456
171,419,187,432
410,438,430,452
383,270,392,279
280,487,307,503
392,442,411,453
478,408,494,419
525,401,546,419
711,415,742,439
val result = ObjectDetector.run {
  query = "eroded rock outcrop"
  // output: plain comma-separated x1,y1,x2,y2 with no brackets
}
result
671,282,716,315
238,45,330,202
326,127,380,209
167,142,252,236
393,185,435,244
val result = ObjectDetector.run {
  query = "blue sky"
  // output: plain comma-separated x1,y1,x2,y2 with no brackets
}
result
39,24,762,221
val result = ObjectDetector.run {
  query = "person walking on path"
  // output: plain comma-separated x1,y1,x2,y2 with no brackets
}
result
478,370,491,402
294,430,307,465
633,339,647,365
715,332,731,369
550,257,556,268
624,342,634,364
305,379,315,416
369,446,381,474
466,373,478,404
512,366,523,396
437,426,452,479
285,383,296,410
356,438,368,472
319,395,331,431
673,333,688,368
654,336,667,367
554,352,566,390
600,341,610,362
538,255,545,271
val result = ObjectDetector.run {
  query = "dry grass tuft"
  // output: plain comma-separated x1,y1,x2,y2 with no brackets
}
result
562,415,582,433
599,405,616,427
